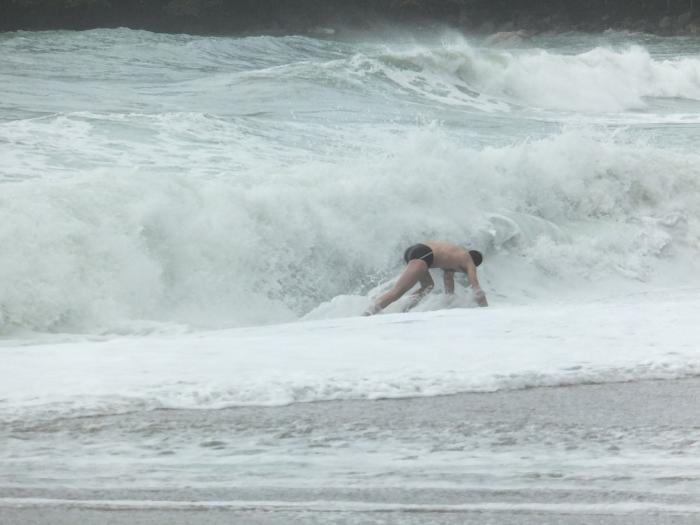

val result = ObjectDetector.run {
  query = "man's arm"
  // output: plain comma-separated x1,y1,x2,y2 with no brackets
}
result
461,255,488,307
403,272,434,312
443,270,455,294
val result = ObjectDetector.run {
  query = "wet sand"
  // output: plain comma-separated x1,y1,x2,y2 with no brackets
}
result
2,378,699,524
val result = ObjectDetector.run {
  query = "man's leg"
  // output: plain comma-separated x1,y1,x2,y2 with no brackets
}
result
371,260,428,313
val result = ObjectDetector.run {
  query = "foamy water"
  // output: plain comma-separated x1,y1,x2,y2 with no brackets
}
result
2,29,700,334
2,288,700,422
1,29,700,506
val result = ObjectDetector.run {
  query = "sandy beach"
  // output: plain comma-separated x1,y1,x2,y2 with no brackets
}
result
2,377,699,524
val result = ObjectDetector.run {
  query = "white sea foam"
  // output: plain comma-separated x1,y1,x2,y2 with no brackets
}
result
351,37,700,113
1,30,700,335
1,289,699,420
3,497,700,514
1,122,699,333
469,44,700,112
2,31,700,504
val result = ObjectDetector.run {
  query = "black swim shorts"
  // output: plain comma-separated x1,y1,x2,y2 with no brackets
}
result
403,243,434,268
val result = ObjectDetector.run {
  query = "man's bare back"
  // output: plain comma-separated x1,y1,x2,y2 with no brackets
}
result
423,241,474,271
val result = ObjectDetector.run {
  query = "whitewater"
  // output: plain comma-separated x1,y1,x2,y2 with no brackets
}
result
1,28,700,523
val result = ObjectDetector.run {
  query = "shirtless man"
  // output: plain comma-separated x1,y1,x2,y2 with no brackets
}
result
366,241,487,315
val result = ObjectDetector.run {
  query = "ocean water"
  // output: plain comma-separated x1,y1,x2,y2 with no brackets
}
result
1,28,700,520
2,28,700,334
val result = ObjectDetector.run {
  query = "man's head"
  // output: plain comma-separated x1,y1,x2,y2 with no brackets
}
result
469,250,483,267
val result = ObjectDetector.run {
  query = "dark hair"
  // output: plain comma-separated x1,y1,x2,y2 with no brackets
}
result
469,250,483,267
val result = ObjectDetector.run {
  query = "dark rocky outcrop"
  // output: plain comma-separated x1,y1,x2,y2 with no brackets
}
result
1,0,699,35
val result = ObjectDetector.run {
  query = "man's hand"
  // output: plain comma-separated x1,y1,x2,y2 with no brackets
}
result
474,288,488,307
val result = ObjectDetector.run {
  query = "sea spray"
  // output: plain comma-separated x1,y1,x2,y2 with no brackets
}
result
380,42,700,112
1,30,699,333
1,125,699,333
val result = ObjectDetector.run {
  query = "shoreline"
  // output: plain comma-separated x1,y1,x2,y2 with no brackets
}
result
2,377,699,524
